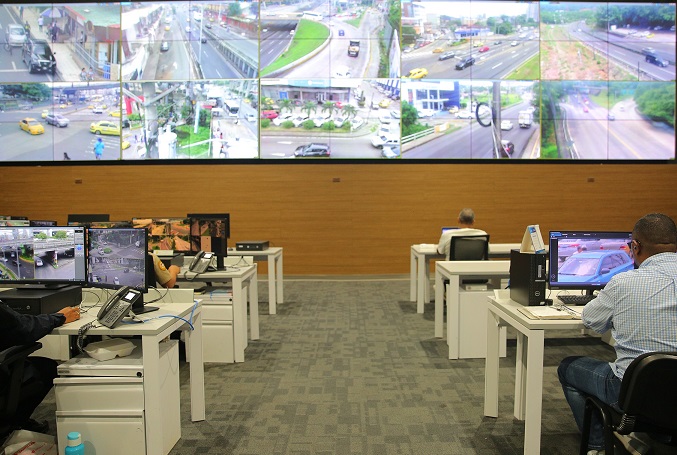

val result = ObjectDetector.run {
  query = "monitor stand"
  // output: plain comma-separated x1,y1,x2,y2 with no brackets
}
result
131,301,159,315
13,283,70,291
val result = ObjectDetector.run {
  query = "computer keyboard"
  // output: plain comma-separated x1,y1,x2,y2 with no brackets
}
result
557,294,596,306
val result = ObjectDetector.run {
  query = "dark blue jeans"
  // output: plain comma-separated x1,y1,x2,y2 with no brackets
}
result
558,356,623,450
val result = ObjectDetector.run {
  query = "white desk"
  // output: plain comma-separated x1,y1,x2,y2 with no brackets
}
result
434,261,510,359
484,294,584,455
179,264,258,362
228,247,283,314
53,288,205,455
410,243,520,314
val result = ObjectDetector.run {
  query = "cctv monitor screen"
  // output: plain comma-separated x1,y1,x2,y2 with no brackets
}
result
0,226,87,287
0,1,673,163
87,227,148,291
30,220,58,227
548,230,633,291
131,218,191,252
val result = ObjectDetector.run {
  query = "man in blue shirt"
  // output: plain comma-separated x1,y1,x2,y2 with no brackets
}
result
558,213,677,455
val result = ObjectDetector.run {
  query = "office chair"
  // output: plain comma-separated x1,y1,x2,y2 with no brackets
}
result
0,342,43,442
447,235,490,261
579,351,677,455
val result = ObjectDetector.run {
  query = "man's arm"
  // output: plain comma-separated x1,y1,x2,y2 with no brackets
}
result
581,280,618,333
436,231,449,255
0,303,66,348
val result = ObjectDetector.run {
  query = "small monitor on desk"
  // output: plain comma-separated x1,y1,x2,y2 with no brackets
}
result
87,227,158,314
0,225,87,289
548,230,633,294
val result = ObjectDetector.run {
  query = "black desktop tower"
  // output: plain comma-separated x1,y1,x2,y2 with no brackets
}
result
509,249,547,306
0,285,82,315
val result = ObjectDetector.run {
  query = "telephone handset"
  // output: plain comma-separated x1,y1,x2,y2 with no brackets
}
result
97,286,143,328
189,251,215,274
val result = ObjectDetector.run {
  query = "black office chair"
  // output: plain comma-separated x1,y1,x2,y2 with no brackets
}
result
447,235,490,261
579,351,677,455
0,342,43,443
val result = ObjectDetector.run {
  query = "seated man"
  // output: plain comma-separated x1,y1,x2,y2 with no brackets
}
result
150,252,181,288
558,213,677,455
436,208,487,258
0,303,80,434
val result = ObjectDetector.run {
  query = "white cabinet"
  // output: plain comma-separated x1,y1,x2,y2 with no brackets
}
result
54,340,180,455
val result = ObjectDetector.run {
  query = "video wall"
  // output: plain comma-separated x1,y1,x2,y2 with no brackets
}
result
0,0,674,162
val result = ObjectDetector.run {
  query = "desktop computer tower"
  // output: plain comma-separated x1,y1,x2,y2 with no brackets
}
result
509,249,547,306
0,285,82,315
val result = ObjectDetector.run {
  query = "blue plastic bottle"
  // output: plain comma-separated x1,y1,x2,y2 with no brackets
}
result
65,431,85,455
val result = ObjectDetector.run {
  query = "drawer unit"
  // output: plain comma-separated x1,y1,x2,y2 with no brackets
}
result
55,340,180,455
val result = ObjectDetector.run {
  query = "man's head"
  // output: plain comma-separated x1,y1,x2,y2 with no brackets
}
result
630,213,677,266
458,208,476,227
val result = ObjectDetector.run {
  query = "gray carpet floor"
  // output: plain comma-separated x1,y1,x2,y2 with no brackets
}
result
35,279,618,454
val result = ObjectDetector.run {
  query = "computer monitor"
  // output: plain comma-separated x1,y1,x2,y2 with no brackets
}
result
187,213,230,238
0,219,30,227
68,214,110,224
131,218,192,253
30,220,57,227
548,231,633,293
86,227,157,314
89,221,133,228
0,226,87,289
188,215,229,269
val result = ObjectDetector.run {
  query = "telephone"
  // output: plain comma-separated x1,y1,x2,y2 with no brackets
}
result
189,251,215,274
97,286,143,328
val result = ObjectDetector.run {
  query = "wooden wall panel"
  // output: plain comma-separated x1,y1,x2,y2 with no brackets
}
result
1,163,675,275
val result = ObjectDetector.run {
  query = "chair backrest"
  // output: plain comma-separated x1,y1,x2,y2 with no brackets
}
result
0,342,42,420
448,235,490,261
618,351,677,433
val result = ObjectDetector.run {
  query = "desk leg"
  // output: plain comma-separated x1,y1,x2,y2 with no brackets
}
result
417,253,426,313
434,269,444,338
142,335,163,455
484,310,500,418
249,271,259,340
424,258,431,304
515,332,527,420
410,247,417,302
446,276,461,360
523,330,545,455
187,308,206,422
232,277,245,363
276,253,284,304
267,256,276,315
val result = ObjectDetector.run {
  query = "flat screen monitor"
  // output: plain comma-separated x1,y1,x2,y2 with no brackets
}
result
187,213,231,239
68,214,110,224
89,221,133,228
548,230,633,292
188,216,229,269
131,218,192,253
0,226,87,288
86,227,148,291
30,220,57,227
0,220,30,227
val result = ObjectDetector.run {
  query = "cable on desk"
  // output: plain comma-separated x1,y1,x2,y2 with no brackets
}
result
144,285,170,304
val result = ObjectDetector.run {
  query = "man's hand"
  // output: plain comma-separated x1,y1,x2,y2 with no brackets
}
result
58,306,80,324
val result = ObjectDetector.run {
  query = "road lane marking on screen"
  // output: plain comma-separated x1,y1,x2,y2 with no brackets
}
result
492,62,503,69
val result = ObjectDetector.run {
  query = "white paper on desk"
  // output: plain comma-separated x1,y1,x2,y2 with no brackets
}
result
517,306,580,320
